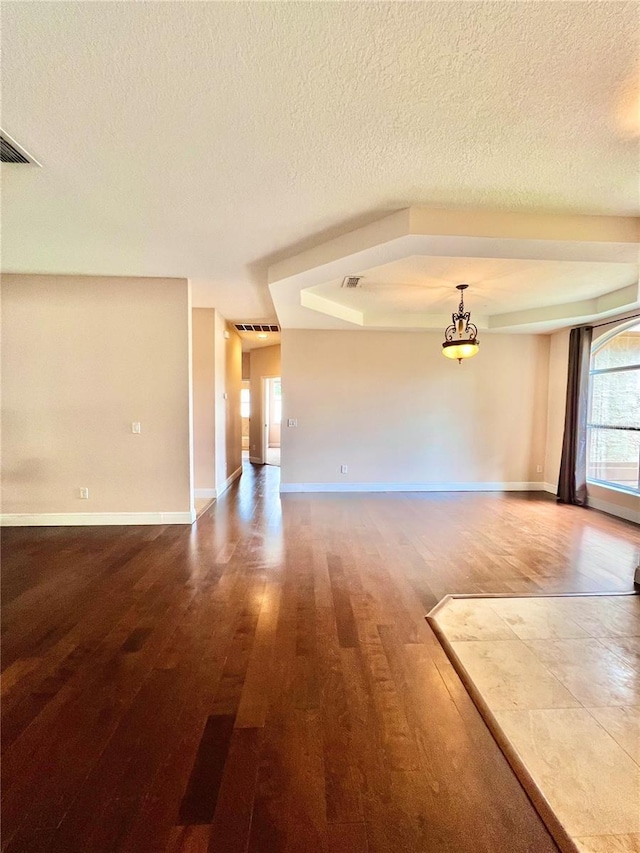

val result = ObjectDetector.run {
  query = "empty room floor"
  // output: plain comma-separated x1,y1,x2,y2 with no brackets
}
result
2,464,639,853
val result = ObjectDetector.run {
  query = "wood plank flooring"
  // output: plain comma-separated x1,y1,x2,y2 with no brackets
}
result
2,464,639,852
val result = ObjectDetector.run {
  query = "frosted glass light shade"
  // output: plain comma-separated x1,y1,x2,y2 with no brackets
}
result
442,340,480,361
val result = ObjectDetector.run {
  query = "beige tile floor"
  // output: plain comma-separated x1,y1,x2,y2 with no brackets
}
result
431,594,640,853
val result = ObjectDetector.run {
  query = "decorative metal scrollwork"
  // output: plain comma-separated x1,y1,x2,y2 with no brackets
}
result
444,285,477,341
442,283,480,363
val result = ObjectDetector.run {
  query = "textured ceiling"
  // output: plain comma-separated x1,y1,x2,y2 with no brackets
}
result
2,1,639,323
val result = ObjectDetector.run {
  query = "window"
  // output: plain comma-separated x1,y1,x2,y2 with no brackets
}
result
240,388,250,418
587,322,640,493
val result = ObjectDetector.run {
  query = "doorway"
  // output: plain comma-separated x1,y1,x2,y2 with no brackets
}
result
262,376,281,466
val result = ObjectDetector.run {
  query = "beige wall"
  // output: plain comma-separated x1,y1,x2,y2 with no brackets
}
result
214,312,227,491
587,481,639,519
1,274,192,518
281,330,549,487
544,328,570,487
223,322,242,486
192,311,242,498
213,314,243,492
249,345,281,461
192,308,216,493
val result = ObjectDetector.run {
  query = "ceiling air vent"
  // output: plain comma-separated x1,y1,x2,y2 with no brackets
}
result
0,131,39,165
234,324,280,333
341,276,362,289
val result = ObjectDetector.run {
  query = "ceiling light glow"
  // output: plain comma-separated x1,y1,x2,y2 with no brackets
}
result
442,284,480,364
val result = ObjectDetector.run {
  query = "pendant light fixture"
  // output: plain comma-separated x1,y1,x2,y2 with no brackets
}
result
442,284,479,364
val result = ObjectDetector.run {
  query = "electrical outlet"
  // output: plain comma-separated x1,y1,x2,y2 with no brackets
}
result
79,487,89,499
287,418,297,427
341,465,348,474
131,422,141,434
536,464,543,473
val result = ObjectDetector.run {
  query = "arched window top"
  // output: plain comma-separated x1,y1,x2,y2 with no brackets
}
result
592,321,640,371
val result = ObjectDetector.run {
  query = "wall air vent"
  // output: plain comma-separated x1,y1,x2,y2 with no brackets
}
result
234,324,280,333
0,131,39,165
341,276,362,289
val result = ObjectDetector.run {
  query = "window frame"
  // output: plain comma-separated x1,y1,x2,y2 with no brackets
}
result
586,320,640,495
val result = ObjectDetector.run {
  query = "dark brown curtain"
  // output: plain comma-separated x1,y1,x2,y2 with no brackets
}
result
557,325,593,505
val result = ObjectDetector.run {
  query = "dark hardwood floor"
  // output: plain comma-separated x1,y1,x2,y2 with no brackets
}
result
2,463,638,852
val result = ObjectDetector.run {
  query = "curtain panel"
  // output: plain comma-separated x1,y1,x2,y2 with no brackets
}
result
557,325,593,505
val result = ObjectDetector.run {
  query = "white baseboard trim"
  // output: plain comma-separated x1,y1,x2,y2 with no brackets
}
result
280,481,547,494
217,466,242,498
249,456,262,464
194,468,242,503
195,488,217,499
543,483,558,495
587,496,640,525
0,510,196,527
